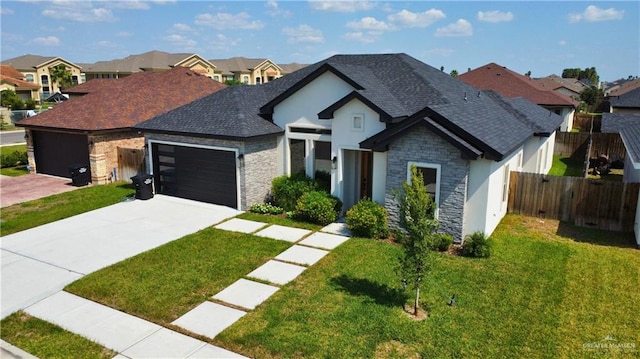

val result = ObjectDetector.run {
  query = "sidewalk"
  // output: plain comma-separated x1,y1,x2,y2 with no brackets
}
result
21,219,351,358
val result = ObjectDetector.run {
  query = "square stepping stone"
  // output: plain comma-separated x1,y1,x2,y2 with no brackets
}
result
274,245,329,266
121,328,206,358
215,218,266,233
321,222,352,236
212,279,279,310
254,225,311,243
172,301,246,339
247,260,306,285
188,344,249,358
299,232,349,250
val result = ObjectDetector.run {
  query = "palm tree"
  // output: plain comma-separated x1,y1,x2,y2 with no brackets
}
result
49,64,74,91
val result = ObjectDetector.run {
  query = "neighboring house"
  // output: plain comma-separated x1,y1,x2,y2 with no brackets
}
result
0,65,40,102
80,50,217,81
1,55,84,102
601,113,640,246
208,57,284,85
607,87,640,113
135,53,562,242
16,67,226,184
534,74,589,100
459,63,578,132
604,78,640,97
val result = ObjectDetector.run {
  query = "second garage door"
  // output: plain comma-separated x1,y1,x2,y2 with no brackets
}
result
152,143,238,208
33,131,90,178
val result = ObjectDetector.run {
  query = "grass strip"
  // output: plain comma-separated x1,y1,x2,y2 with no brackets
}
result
0,311,116,359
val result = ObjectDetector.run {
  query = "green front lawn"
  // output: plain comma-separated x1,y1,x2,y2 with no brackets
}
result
549,154,584,177
0,181,135,236
1,311,116,359
216,214,639,358
0,165,29,176
65,227,291,324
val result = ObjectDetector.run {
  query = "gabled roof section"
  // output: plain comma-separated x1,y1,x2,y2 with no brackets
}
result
174,54,216,69
0,65,40,89
135,85,283,139
459,63,578,108
82,50,195,73
606,78,640,97
318,91,395,122
2,54,56,70
601,113,640,133
601,113,640,166
209,57,282,73
17,67,226,132
609,87,640,108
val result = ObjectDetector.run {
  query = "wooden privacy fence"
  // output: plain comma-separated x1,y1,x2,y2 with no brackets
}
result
117,147,145,181
573,114,601,132
554,132,626,161
508,172,639,232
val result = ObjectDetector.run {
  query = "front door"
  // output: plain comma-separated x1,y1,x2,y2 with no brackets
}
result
342,150,373,211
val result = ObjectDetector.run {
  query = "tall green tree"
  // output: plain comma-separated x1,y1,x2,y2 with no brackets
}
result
562,67,599,86
580,86,604,111
394,165,439,316
49,64,74,91
562,68,581,79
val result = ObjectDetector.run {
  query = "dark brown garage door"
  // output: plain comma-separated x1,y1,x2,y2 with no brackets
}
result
32,131,90,178
152,143,238,208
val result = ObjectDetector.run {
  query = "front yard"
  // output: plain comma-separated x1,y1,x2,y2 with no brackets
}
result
57,215,640,357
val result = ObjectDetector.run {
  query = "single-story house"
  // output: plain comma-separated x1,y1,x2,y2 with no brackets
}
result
535,74,589,101
607,87,640,113
17,67,226,183
459,63,578,132
601,113,640,246
136,53,562,242
0,64,41,102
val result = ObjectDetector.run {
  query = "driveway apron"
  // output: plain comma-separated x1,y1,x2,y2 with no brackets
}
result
0,195,240,319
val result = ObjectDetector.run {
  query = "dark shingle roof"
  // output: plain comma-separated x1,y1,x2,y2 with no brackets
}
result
601,113,640,165
17,67,226,131
609,87,640,108
137,53,563,159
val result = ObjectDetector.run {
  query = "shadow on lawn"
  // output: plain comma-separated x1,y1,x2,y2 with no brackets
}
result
556,221,637,249
330,275,406,307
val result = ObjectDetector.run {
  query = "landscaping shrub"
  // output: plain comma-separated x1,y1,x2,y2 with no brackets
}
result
345,199,389,239
294,191,339,225
271,174,319,212
314,170,331,192
1,150,27,168
462,231,492,258
249,203,284,215
430,233,454,252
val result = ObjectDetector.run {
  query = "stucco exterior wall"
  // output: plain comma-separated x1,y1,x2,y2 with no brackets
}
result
384,125,470,243
144,133,277,210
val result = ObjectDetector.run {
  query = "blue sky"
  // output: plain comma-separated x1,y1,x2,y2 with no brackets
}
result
1,1,638,82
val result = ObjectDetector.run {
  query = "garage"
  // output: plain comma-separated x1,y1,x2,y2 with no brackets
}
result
151,143,238,208
32,131,90,178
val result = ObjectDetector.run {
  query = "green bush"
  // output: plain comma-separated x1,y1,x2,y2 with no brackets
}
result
271,174,319,212
430,233,454,252
25,99,37,110
249,203,284,215
294,191,339,225
462,231,492,258
345,199,389,239
1,150,27,168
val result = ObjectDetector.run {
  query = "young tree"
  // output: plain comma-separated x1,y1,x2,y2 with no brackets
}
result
450,69,459,77
394,165,439,316
49,64,74,91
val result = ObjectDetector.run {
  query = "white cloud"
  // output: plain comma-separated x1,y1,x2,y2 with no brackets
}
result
387,9,446,28
347,17,390,31
32,36,60,46
282,24,324,44
164,34,197,48
42,5,116,22
477,10,514,23
343,31,379,43
102,1,150,10
309,1,375,13
435,19,473,37
195,12,264,30
569,5,624,23
97,40,117,47
117,31,132,37
266,0,293,18
1,7,14,15
559,39,567,46
171,23,194,32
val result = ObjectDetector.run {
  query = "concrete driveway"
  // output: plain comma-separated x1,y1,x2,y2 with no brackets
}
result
1,195,240,319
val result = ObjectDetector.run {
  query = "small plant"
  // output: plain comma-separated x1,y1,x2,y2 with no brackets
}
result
430,233,453,252
271,174,319,212
249,203,284,215
294,191,339,225
462,231,492,258
0,150,27,168
346,198,389,239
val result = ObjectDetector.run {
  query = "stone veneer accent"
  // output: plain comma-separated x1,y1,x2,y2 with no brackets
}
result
384,125,470,243
89,131,144,184
145,134,278,210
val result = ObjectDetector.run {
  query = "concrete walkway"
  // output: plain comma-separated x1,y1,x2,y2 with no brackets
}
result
14,217,351,358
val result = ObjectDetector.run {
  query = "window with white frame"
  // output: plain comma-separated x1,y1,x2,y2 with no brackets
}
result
502,164,510,203
243,76,249,84
352,114,364,132
407,162,441,217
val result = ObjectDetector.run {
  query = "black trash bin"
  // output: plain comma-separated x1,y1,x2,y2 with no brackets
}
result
68,163,91,187
131,174,154,200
